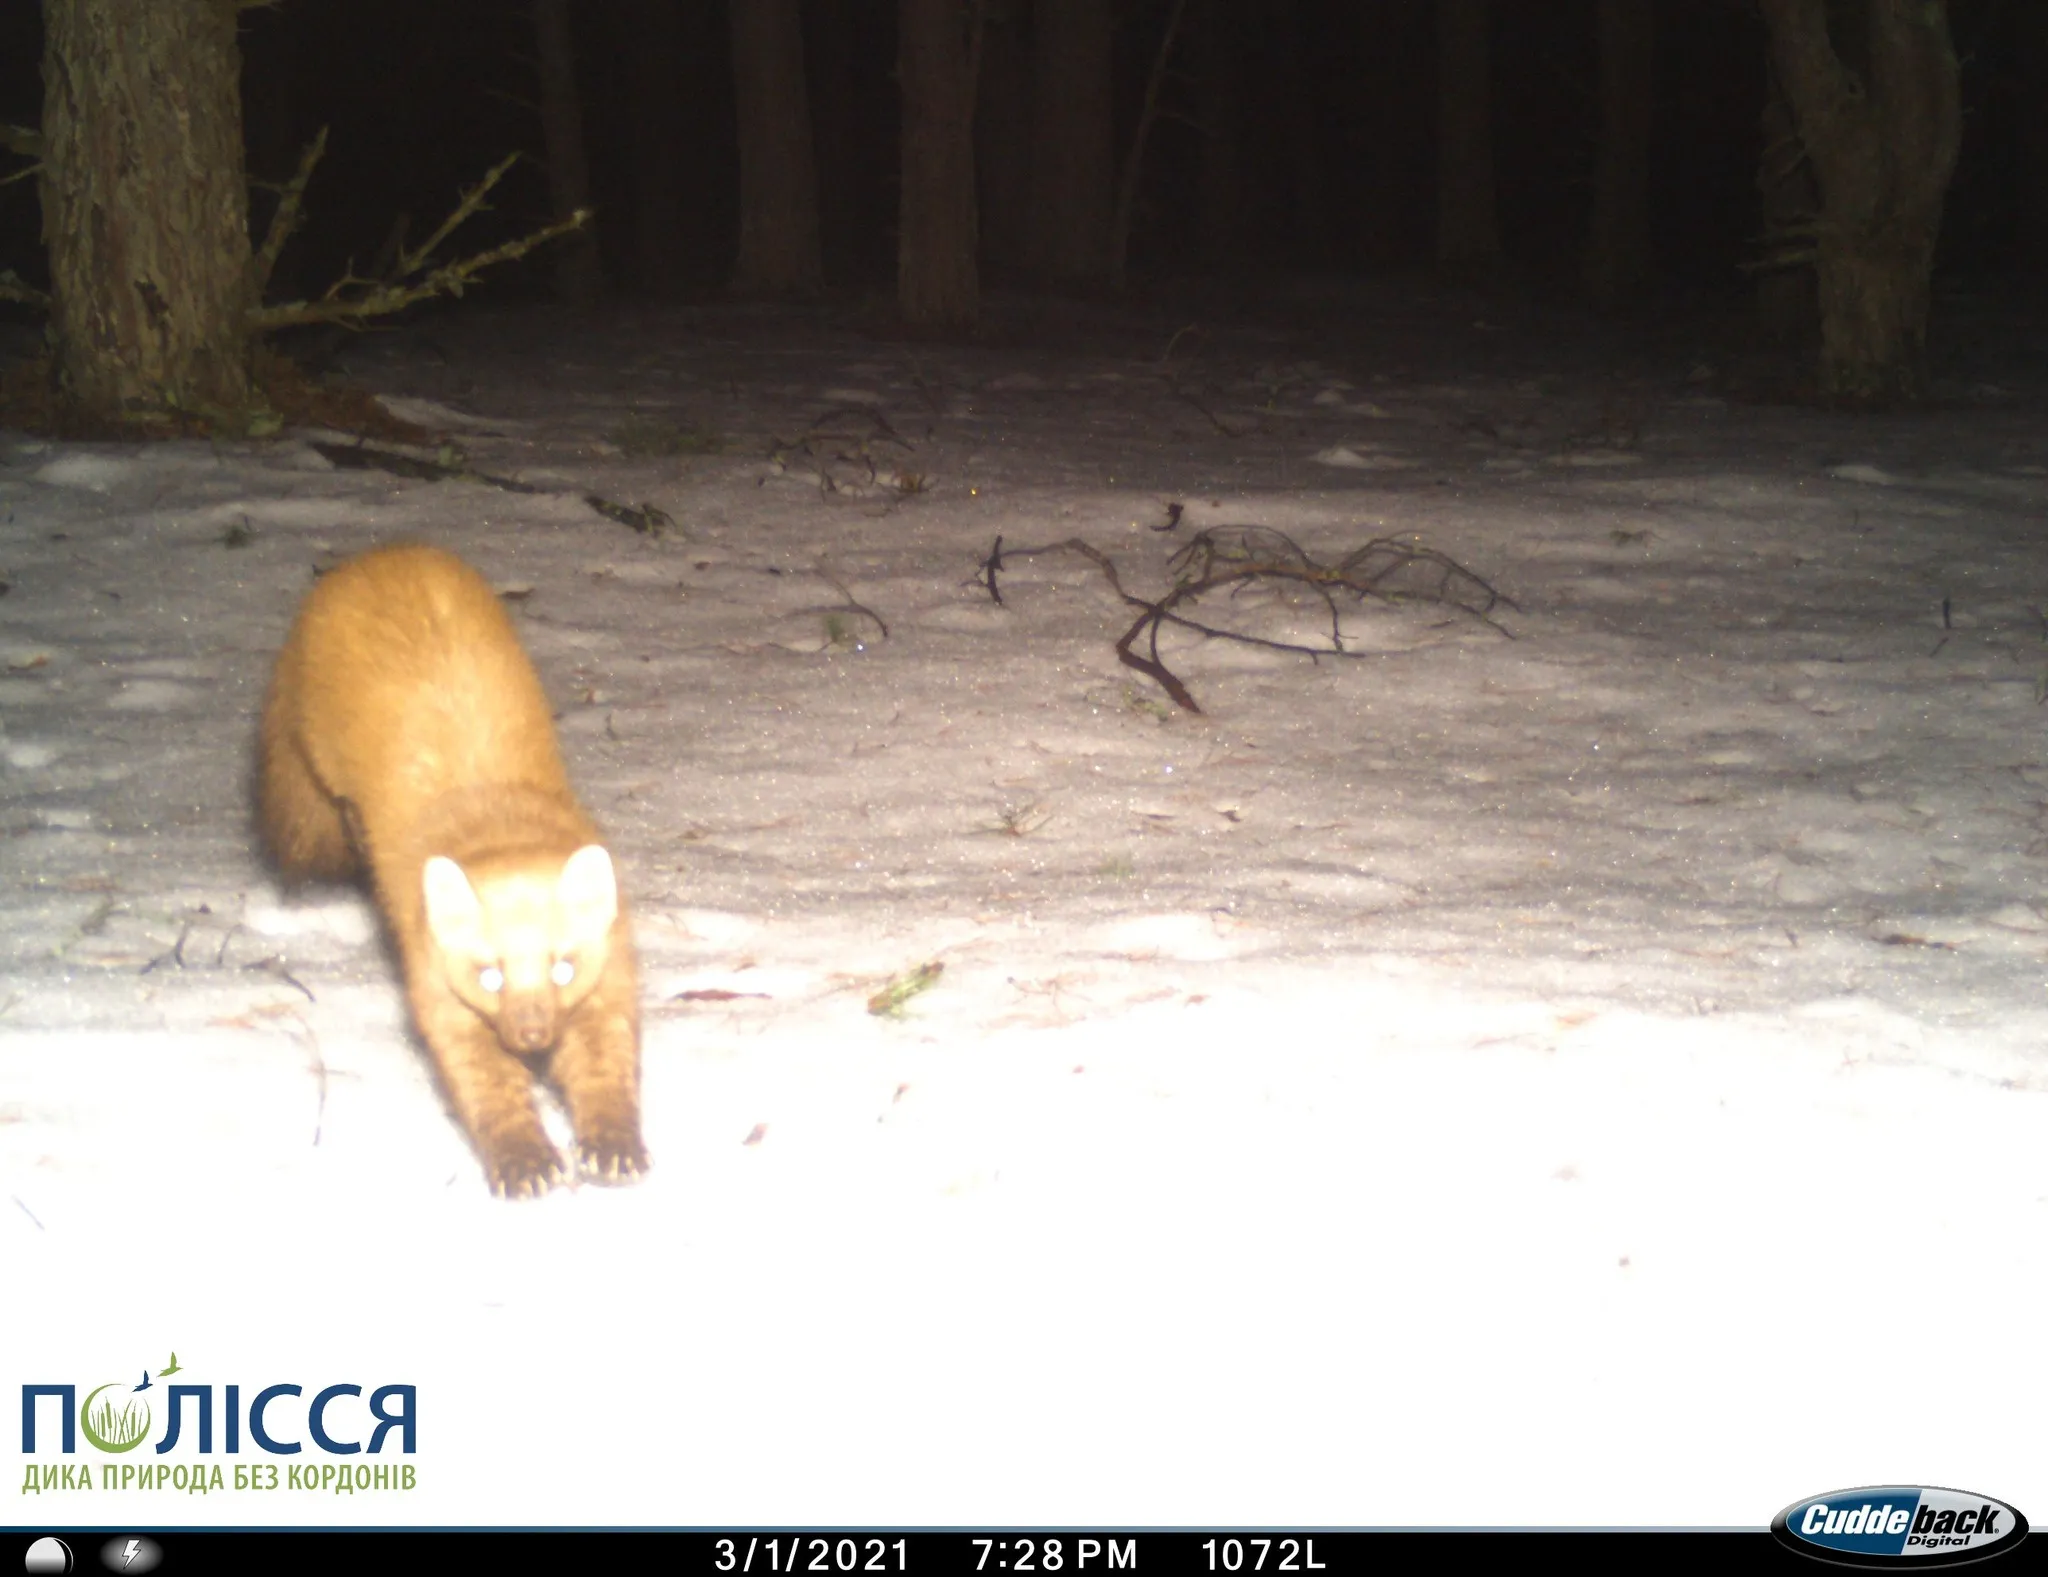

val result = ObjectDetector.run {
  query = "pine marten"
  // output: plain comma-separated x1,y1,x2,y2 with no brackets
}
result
259,544,647,1197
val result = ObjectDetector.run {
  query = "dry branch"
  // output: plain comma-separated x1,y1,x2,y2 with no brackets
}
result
253,126,328,296
977,525,1517,714
251,152,589,330
0,271,48,309
307,439,671,535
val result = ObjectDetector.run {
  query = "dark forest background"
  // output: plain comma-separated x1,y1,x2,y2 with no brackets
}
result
0,1,2041,310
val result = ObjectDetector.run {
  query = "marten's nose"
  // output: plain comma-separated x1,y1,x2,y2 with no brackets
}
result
499,995,556,1053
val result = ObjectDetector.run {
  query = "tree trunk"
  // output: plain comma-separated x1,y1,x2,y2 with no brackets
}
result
531,0,604,307
1191,0,1245,265
730,0,822,294
897,0,979,329
1269,0,1326,261
1434,0,1498,273
1353,0,1403,266
1756,0,1961,404
1030,0,1114,284
41,0,254,424
975,4,1033,273
1109,0,1188,291
1755,63,1818,345
624,0,690,296
1583,0,1654,302
2013,1,2048,269
807,0,863,283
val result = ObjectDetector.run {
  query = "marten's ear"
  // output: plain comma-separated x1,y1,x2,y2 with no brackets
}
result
557,845,619,934
422,856,484,948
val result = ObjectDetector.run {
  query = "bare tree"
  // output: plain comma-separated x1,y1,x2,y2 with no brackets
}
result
532,0,604,307
976,3,1033,272
1109,0,1188,291
1756,0,1960,403
624,0,690,295
897,0,980,329
1030,0,1114,283
1269,0,1326,261
1584,0,1653,302
730,0,822,294
1434,0,1498,273
40,0,255,424
1191,0,1246,265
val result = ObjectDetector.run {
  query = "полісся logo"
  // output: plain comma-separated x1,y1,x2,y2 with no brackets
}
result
20,1354,417,1501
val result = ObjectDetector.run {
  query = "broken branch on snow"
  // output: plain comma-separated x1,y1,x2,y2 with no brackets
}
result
975,525,1517,715
307,439,674,537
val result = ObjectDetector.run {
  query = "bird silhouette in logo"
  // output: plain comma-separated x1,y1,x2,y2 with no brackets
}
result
160,1352,182,1377
136,1371,152,1392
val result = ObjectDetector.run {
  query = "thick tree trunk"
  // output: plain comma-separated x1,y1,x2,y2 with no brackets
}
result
624,0,690,296
1755,65,1818,345
1756,0,1960,404
1434,0,1498,273
531,0,604,307
1583,0,1654,302
975,5,1032,272
897,0,978,329
1030,0,1114,284
41,0,254,424
730,0,822,294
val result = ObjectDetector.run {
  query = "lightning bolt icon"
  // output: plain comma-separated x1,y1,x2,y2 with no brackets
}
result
122,1540,140,1569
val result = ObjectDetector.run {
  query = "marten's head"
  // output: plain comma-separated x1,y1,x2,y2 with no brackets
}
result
421,845,618,1053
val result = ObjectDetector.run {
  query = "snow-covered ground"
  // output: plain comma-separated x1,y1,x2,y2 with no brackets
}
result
4,282,2046,1528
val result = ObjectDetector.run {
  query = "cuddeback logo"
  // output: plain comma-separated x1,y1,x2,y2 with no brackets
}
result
1772,1486,2029,1567
19,1355,417,1500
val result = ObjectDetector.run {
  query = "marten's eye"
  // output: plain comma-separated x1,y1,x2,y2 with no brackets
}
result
550,958,577,988
478,966,505,994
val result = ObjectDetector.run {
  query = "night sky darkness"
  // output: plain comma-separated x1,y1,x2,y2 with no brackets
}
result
0,1,2040,313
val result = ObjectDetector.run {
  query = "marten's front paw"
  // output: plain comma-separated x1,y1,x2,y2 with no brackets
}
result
484,1135,568,1199
576,1130,650,1186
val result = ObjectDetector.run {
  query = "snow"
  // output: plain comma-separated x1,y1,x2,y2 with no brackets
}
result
3,285,2046,1528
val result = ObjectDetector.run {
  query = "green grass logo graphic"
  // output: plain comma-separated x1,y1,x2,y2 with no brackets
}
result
79,1382,151,1453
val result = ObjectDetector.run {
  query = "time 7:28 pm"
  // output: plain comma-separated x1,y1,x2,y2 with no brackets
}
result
971,1539,1135,1571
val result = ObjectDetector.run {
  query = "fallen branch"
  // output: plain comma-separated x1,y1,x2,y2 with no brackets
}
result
307,439,673,536
976,525,1517,714
765,407,919,496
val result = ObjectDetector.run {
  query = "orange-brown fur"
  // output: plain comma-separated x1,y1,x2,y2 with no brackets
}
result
259,544,646,1196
